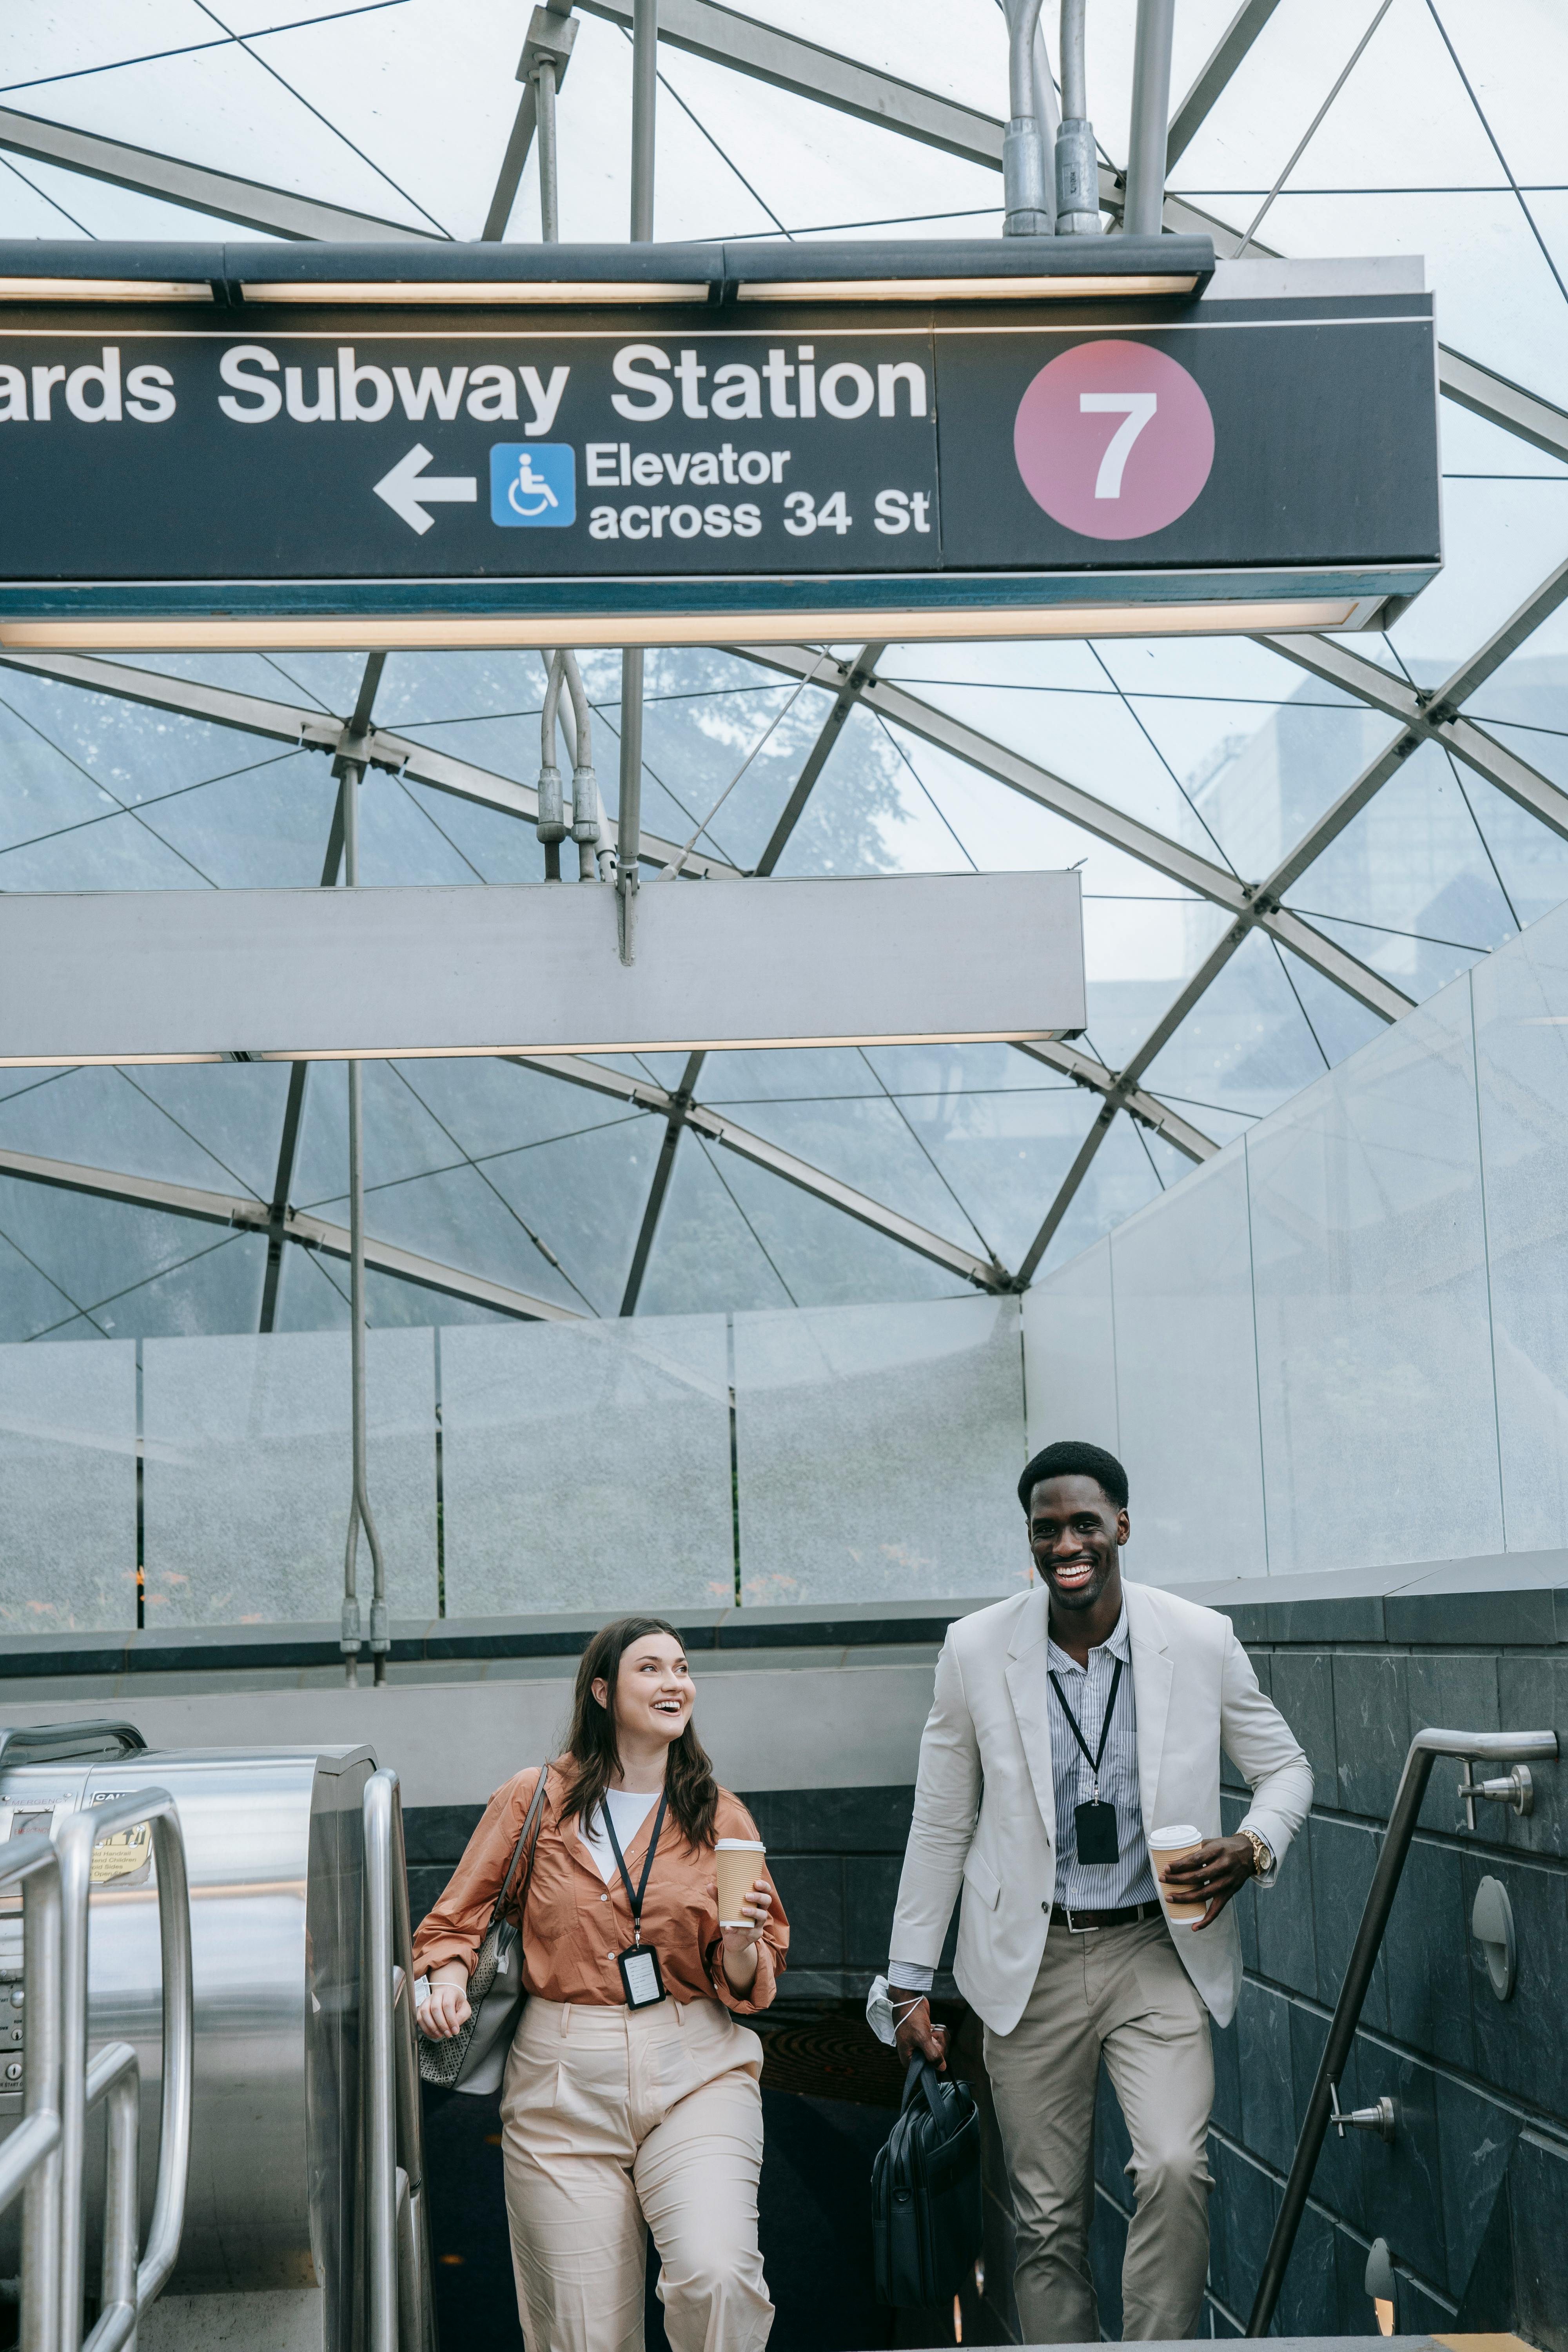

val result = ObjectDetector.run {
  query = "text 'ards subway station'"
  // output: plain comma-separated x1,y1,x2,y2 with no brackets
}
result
0,240,1442,640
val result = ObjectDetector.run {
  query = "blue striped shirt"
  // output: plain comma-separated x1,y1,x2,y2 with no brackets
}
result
1048,1604,1157,1910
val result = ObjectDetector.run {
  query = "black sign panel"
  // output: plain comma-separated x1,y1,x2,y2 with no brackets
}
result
0,289,1440,621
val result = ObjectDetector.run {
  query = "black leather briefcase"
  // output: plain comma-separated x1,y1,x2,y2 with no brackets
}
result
872,2053,984,2309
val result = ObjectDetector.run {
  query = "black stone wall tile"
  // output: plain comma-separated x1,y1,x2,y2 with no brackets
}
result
1220,1791,1259,1970
1254,1821,1318,1999
1463,1850,1568,2123
738,1785,915,1853
1508,2129,1568,2352
1387,1587,1559,1648
1332,2219,1371,2332
1273,1597,1387,1643
402,1803,485,1864
1356,2048,1446,2291
1382,1835,1474,2071
1211,2015,1242,2140
1236,1980,1295,2174
1088,2185,1127,2339
1269,1651,1337,1809
1288,2002,1365,2231
1395,2269,1458,2333
843,1853,903,1968
1208,2139,1277,2318
408,1862,454,1930
1308,1813,1389,2032
767,1854,844,1969
1246,1648,1273,1698
1273,2199,1339,2336
1495,1653,1568,1859
1455,2170,1515,2331
1332,1651,1411,1819
1094,2054,1134,2211
1406,1651,1503,1838
1434,2073,1519,2306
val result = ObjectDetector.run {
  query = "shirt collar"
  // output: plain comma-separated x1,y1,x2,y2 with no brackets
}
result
1047,1600,1131,1673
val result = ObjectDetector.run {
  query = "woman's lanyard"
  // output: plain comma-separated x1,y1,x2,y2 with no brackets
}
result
1047,1654,1123,1867
601,1789,669,2008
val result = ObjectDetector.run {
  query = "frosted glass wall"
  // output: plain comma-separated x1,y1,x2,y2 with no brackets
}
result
142,1329,437,1624
733,1295,1028,1605
0,1339,136,1632
1027,896,1568,1583
440,1315,733,1617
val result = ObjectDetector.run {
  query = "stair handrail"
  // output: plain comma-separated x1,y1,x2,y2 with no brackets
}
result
1246,1724,1559,2335
364,1767,434,2352
0,1832,66,2352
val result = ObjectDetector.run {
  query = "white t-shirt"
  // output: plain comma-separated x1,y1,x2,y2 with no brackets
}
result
579,1786,661,1884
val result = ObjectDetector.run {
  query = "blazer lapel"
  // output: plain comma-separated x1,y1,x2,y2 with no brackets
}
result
1126,1584,1173,1840
1004,1586,1057,1848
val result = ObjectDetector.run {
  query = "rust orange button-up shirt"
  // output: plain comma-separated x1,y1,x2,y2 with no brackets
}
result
412,1766,788,2015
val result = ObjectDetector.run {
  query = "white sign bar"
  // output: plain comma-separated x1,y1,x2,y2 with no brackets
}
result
0,872,1085,1066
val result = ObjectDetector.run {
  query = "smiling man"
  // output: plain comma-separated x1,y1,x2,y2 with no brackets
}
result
886,1439,1312,2343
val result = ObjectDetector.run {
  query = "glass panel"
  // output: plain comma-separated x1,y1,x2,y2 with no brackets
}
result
1108,1149,1267,1585
1246,985,1502,1577
1471,899,1568,1549
0,1338,136,1632
733,1295,1026,1605
142,1328,437,1625
439,1316,733,1616
1022,1236,1118,1461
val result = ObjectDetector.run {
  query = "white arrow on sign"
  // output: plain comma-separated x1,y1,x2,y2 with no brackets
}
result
373,443,479,536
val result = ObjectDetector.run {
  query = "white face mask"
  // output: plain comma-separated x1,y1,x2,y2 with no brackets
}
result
864,1974,898,2048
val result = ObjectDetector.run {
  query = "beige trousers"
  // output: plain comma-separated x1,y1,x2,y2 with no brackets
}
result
499,1993,773,2352
983,1915,1214,2344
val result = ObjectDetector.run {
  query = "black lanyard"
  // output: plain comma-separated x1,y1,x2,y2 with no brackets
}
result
601,1789,668,1947
1048,1653,1123,1803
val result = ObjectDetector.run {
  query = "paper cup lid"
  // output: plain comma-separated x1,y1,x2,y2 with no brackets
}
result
715,1838,765,1850
1150,1824,1201,1846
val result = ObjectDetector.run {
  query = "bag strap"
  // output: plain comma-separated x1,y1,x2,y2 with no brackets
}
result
901,2053,964,2141
489,1764,550,1932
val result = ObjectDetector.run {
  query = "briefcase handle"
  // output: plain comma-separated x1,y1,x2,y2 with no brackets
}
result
901,2053,965,2140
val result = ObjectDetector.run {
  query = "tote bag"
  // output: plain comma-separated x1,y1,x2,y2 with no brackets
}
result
417,1764,549,2096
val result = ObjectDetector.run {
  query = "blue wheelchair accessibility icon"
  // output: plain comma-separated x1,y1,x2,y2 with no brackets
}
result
490,443,575,527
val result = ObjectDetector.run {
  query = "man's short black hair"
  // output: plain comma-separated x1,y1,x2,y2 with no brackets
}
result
1017,1440,1129,1515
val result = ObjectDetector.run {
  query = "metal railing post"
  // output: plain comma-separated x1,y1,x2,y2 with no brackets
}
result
81,2042,139,2352
1246,1725,1559,2334
0,1840,65,2352
55,1792,192,2352
364,1768,432,2352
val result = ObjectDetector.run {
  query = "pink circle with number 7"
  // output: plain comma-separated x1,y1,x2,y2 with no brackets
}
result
1013,339,1214,540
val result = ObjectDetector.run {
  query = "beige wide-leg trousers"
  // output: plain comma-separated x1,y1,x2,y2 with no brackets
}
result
983,1915,1214,2343
499,1993,773,2352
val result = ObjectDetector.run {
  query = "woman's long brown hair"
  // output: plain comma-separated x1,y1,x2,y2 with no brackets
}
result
557,1616,719,1850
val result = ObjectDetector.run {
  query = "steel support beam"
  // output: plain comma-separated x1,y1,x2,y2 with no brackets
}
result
753,644,883,876
0,105,441,243
258,786,346,1332
0,652,740,880
510,1051,1008,1287
619,1049,703,1314
1165,0,1283,168
739,642,1409,1021
0,1145,577,1320
1013,1039,1217,1162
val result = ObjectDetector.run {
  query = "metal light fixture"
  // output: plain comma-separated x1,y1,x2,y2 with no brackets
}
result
0,278,213,302
1471,1875,1516,2001
1365,2238,1396,2336
238,279,707,304
733,272,1201,300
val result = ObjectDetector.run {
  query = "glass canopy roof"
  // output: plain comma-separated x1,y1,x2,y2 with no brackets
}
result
0,0,1564,1343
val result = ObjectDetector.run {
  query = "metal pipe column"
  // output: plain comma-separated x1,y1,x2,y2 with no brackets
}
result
339,757,388,1688
1123,0,1177,237
617,0,657,964
1002,0,1049,235
1246,1724,1559,2333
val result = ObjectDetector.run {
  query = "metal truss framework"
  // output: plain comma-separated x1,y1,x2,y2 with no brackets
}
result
4,6,1567,1320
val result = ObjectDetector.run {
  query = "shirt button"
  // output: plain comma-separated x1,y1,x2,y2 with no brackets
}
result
600,1893,608,1902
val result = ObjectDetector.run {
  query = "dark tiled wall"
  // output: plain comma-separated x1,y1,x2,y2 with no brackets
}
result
1172,1624,1568,2347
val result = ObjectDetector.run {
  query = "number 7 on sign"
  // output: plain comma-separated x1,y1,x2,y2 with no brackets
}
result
1079,392,1158,499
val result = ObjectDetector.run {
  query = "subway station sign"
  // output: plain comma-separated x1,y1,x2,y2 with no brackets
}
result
0,239,1441,648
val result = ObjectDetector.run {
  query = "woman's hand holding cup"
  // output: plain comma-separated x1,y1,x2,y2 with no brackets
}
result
417,1963,473,2040
719,1877,773,1960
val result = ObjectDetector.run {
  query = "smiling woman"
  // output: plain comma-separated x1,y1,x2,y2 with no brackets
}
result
412,1616,789,2352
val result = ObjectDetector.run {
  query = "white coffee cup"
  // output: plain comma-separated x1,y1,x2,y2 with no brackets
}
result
1150,1822,1207,1924
715,1837,766,1927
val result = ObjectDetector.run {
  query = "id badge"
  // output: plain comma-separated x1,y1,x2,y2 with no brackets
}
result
1074,1799,1119,1867
617,1943,667,2009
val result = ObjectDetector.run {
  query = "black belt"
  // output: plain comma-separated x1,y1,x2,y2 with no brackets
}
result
1049,1898,1163,1933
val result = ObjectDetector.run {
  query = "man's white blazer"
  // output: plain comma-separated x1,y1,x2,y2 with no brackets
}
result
889,1577,1314,2033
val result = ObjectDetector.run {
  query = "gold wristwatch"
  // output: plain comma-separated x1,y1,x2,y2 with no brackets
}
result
1241,1828,1273,1879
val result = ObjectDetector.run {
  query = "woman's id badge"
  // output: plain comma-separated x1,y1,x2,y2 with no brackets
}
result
616,1943,667,2008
